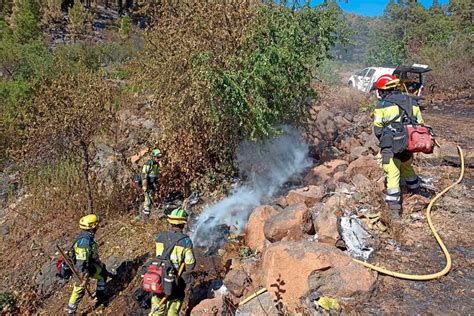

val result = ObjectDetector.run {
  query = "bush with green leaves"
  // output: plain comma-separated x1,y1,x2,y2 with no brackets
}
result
0,291,16,312
137,1,347,194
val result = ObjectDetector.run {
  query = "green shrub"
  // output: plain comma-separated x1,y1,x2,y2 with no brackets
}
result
136,1,347,194
0,291,16,312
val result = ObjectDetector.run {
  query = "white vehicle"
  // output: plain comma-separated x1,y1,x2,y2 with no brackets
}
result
348,67,396,93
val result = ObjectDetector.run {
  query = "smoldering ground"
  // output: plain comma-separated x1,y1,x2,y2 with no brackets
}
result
191,126,312,251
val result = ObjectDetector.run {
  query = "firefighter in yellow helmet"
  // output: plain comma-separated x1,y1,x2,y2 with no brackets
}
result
373,74,424,218
141,148,163,219
150,207,196,316
67,214,108,315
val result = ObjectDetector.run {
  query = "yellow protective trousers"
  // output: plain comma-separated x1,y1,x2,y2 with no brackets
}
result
67,263,106,314
143,190,153,214
150,295,183,316
382,154,420,206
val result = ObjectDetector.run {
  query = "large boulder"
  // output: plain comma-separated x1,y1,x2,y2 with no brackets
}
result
245,205,278,252
286,185,325,207
264,203,313,242
262,241,376,312
304,160,348,186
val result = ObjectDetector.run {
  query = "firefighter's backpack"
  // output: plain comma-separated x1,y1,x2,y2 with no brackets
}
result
142,234,186,296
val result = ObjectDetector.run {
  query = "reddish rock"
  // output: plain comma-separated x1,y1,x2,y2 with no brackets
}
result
286,185,325,207
245,205,278,251
349,145,369,162
191,291,225,315
338,136,362,154
264,203,312,242
346,155,381,180
224,270,249,298
312,203,339,245
304,160,348,186
237,292,280,315
351,173,372,190
262,241,377,312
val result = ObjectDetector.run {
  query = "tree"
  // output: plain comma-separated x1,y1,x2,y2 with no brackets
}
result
68,0,87,41
22,68,115,214
42,0,63,24
9,0,41,44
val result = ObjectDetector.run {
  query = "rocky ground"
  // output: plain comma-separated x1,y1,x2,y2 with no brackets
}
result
1,89,472,315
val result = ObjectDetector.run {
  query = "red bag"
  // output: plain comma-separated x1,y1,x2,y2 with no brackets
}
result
406,125,434,153
142,263,165,294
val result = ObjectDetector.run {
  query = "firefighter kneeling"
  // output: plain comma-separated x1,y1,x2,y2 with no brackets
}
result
373,74,434,218
142,208,196,316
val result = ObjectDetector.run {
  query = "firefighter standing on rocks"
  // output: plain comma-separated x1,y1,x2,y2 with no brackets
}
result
142,149,162,219
373,74,424,217
67,214,108,315
151,207,196,316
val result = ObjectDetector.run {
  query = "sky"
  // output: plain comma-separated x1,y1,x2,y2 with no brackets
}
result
309,0,450,17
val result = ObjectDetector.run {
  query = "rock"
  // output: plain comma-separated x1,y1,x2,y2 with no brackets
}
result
236,292,280,316
273,196,288,209
315,108,338,142
262,241,377,311
245,205,278,252
264,203,312,242
231,256,264,290
440,142,474,167
351,173,372,190
0,218,12,236
35,260,60,296
130,148,149,164
312,203,339,245
224,270,249,298
286,185,325,207
191,288,226,316
403,194,430,213
303,160,348,186
337,136,361,154
346,155,381,180
349,146,369,162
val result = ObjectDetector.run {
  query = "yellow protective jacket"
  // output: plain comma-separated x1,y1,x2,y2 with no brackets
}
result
373,92,424,139
155,230,196,273
73,231,100,274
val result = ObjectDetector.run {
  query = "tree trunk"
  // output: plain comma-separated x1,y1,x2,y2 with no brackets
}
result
81,141,94,214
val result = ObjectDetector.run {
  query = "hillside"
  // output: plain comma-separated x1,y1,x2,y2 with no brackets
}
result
0,1,473,315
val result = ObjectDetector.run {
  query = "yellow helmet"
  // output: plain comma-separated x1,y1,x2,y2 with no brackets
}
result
79,214,99,230
167,208,188,225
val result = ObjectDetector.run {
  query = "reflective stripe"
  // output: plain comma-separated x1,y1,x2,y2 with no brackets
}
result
405,175,419,182
374,116,384,124
143,209,150,215
387,188,401,195
406,182,420,189
385,195,400,202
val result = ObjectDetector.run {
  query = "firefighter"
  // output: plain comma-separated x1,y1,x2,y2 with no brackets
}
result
67,214,108,315
151,207,196,316
142,148,162,218
373,74,423,217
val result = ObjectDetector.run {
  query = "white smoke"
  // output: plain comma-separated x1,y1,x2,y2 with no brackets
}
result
191,126,311,248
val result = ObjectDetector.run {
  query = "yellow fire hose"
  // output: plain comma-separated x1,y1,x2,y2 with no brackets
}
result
238,288,267,306
353,145,465,280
